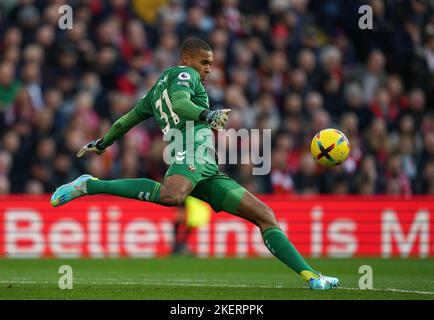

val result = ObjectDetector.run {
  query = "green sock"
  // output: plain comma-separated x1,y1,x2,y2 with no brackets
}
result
86,179,161,203
262,227,319,281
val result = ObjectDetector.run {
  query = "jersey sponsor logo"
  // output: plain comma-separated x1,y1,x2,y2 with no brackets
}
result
176,81,190,87
178,72,191,81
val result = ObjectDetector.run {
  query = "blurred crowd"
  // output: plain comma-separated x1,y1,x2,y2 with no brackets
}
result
0,0,434,196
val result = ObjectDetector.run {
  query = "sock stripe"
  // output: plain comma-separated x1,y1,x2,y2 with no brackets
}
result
150,182,161,202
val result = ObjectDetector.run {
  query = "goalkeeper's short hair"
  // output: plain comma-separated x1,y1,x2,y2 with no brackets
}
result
180,37,212,57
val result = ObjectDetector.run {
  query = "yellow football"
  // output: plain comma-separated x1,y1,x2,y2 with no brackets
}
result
310,128,350,167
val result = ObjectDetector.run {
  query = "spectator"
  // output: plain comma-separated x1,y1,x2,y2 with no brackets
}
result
293,151,319,194
0,62,21,111
385,153,412,196
343,82,373,131
0,175,11,194
346,49,387,104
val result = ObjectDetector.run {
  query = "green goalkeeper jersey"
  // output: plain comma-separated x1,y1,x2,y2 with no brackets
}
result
133,66,216,165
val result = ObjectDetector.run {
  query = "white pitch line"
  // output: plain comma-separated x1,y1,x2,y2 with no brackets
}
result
1,280,434,296
0,279,287,289
337,286,434,296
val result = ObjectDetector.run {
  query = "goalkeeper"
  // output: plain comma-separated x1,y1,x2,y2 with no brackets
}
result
51,37,339,290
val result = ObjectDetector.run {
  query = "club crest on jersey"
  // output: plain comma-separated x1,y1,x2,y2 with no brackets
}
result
188,164,195,172
178,72,191,80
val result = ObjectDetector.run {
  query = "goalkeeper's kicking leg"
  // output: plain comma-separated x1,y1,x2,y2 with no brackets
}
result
51,174,193,208
231,190,340,290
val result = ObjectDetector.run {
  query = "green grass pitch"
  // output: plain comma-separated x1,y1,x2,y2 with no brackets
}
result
0,257,433,300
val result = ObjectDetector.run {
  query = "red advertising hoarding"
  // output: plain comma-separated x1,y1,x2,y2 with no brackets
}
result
0,195,433,258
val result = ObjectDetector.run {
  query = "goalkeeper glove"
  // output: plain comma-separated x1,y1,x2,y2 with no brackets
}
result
76,138,107,157
200,108,231,130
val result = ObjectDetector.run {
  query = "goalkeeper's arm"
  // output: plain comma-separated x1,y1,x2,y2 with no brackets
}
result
170,91,230,129
77,107,147,157
97,109,143,149
170,90,207,121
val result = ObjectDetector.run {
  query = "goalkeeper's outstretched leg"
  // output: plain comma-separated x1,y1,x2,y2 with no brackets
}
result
232,190,340,290
51,174,194,208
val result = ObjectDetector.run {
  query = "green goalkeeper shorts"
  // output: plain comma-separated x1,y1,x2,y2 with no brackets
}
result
165,162,247,214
